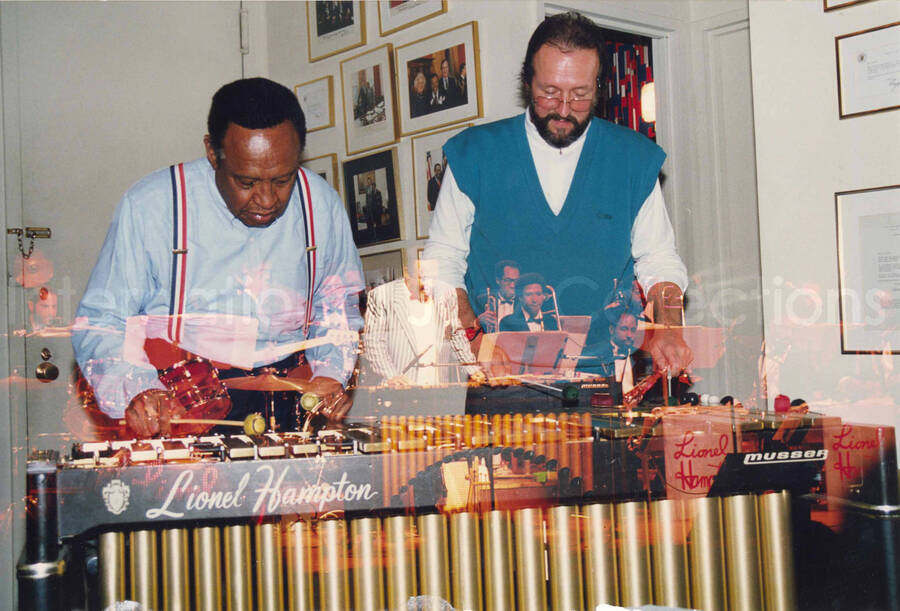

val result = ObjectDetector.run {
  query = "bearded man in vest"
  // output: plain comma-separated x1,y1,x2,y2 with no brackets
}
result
424,11,692,377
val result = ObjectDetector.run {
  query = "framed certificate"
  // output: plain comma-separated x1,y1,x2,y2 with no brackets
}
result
836,22,900,118
835,184,900,353
294,76,334,133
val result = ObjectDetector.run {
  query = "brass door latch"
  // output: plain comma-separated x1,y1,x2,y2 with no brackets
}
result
7,227,52,259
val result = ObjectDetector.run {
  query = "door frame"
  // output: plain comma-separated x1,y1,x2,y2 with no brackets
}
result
2,5,33,607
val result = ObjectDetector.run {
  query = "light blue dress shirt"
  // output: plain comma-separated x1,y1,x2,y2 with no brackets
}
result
73,157,363,417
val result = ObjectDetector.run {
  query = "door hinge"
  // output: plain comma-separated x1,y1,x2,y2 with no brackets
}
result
239,7,250,55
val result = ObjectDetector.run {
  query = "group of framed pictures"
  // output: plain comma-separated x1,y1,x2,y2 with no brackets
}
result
827,3,899,353
298,0,485,293
302,118,465,251
300,0,481,152
336,20,481,156
825,0,898,118
306,0,449,62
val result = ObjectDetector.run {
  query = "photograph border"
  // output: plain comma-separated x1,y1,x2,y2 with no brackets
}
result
377,0,447,37
361,248,406,293
410,123,472,239
824,0,875,11
294,75,335,133
340,43,399,156
307,0,366,63
342,147,403,248
301,153,341,194
394,21,483,137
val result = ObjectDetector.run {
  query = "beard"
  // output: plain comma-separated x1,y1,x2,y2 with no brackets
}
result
529,103,592,148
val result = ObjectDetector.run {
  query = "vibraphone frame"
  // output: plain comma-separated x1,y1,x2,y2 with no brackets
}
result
17,409,900,611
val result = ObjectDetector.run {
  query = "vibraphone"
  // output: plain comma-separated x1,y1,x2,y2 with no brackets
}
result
18,408,900,610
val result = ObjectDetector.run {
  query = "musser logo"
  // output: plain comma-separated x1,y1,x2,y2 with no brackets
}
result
743,449,828,465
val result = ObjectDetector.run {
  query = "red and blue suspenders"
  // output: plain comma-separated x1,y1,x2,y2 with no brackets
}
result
166,164,317,347
167,163,188,345
295,167,317,337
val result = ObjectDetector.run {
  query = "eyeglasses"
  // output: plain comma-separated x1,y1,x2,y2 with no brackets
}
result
533,94,594,112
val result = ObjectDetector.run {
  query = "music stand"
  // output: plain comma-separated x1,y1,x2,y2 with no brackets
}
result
557,315,590,375
477,331,569,376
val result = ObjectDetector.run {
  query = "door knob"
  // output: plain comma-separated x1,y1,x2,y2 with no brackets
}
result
35,361,59,382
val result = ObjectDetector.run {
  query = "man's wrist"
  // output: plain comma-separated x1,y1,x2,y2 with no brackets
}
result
131,388,171,406
646,282,684,326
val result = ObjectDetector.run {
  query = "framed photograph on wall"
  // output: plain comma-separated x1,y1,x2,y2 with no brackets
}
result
294,76,334,133
302,153,340,193
342,148,402,247
361,248,406,293
824,0,874,11
836,22,900,118
835,184,900,353
395,21,482,136
340,44,399,156
307,0,366,63
378,0,446,36
410,123,471,238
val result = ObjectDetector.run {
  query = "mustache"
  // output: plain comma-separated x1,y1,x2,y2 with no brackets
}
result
542,113,578,126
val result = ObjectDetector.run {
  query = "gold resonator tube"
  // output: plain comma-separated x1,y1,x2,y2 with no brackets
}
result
93,492,796,610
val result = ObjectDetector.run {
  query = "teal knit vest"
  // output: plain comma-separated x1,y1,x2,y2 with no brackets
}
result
444,113,665,317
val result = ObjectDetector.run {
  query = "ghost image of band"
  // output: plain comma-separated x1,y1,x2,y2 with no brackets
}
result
425,12,692,377
499,273,560,332
73,78,364,438
26,286,60,333
362,259,485,387
598,300,652,393
474,260,520,334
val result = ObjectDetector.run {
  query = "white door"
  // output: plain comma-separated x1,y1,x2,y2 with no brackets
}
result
2,2,248,603
4,1,247,452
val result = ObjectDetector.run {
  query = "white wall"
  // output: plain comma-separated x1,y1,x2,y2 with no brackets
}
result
750,0,900,432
